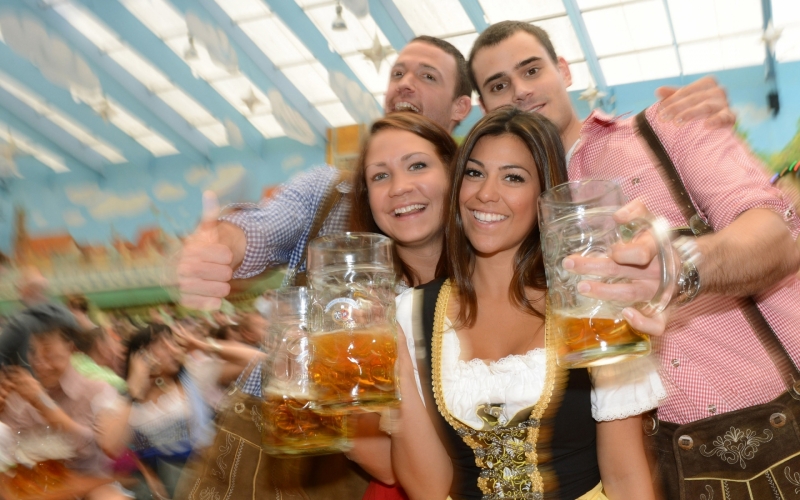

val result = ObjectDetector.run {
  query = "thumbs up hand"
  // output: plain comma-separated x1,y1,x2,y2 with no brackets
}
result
177,191,236,310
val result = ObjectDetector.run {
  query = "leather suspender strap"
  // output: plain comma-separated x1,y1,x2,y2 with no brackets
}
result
635,110,800,383
302,174,344,263
634,112,713,237
285,172,344,287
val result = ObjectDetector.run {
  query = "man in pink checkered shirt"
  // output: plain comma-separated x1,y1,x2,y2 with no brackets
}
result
470,19,800,491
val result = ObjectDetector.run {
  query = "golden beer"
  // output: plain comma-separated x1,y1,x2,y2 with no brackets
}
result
308,327,398,412
0,460,70,498
540,181,674,367
554,313,651,368
261,393,350,456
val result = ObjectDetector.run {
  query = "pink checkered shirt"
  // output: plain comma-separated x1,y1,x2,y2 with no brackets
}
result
569,104,800,425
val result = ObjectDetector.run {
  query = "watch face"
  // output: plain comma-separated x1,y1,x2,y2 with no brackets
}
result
676,261,700,304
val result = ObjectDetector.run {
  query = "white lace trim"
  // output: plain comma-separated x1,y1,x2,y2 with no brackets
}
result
589,355,667,421
593,402,663,422
457,348,546,369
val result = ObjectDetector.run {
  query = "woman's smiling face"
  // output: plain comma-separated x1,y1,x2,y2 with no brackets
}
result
365,128,450,251
459,133,541,257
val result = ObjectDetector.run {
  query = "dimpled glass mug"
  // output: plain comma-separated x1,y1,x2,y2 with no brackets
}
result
538,180,675,368
260,287,351,456
305,233,400,413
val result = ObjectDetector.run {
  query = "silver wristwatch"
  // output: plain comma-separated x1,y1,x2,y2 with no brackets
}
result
673,237,702,305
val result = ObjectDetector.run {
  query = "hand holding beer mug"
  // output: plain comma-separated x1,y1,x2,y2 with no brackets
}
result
261,287,350,456
306,233,399,413
538,180,675,368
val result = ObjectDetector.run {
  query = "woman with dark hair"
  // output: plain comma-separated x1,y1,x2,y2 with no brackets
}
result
389,107,666,499
112,323,262,498
0,325,127,499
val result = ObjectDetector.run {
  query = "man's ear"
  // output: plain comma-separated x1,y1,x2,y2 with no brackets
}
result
557,56,572,88
451,95,473,123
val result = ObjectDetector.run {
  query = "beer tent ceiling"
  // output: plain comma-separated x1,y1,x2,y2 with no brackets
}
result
0,0,796,178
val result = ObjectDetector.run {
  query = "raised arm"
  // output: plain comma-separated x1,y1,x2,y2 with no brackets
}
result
177,166,339,310
596,416,655,499
346,412,396,485
7,368,93,443
632,104,799,296
390,324,452,499
569,105,800,303
656,75,735,129
692,208,799,296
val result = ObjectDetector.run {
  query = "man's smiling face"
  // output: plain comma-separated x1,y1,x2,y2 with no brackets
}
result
384,41,464,132
471,31,578,140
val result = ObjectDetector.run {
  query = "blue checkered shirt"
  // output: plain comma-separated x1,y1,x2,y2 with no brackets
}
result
240,362,263,396
221,166,351,279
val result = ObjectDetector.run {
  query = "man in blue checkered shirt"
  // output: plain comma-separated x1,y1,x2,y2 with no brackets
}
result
177,36,474,311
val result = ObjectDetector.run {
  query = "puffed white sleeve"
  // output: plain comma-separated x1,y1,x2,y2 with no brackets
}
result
395,288,425,404
589,355,667,421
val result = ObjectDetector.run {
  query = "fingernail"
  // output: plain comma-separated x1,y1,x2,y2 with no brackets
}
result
660,112,672,122
675,117,684,125
622,308,634,320
577,282,590,293
562,258,575,270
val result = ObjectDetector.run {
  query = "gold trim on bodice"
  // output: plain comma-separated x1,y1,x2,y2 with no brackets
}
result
430,280,559,500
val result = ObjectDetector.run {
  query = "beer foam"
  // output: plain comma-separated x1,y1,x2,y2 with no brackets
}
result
0,423,14,472
263,383,311,400
14,431,76,467
553,303,619,320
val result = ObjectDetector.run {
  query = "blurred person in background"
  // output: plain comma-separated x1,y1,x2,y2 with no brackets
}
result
0,324,128,500
67,294,97,332
208,323,242,343
71,327,127,395
0,266,79,368
103,323,263,498
236,310,268,348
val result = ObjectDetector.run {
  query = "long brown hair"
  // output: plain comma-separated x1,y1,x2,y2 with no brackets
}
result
350,113,458,285
446,106,568,326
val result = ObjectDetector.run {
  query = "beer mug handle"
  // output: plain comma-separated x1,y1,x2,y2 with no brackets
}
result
619,217,676,316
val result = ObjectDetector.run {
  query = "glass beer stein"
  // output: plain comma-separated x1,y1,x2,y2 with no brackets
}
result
538,180,675,368
306,233,400,413
261,287,351,456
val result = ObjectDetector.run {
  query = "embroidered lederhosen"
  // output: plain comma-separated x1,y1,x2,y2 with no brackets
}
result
413,279,600,500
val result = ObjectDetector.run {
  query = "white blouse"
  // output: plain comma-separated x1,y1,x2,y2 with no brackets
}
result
396,289,666,430
128,354,222,452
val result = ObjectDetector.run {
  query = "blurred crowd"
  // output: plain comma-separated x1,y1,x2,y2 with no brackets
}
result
0,266,270,499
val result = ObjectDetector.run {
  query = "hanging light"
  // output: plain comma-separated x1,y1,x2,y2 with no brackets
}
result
184,36,199,61
242,87,262,113
97,98,114,121
332,1,347,31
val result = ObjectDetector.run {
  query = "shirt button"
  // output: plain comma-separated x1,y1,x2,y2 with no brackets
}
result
632,177,641,185
786,208,795,219
708,404,717,414
671,359,680,368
